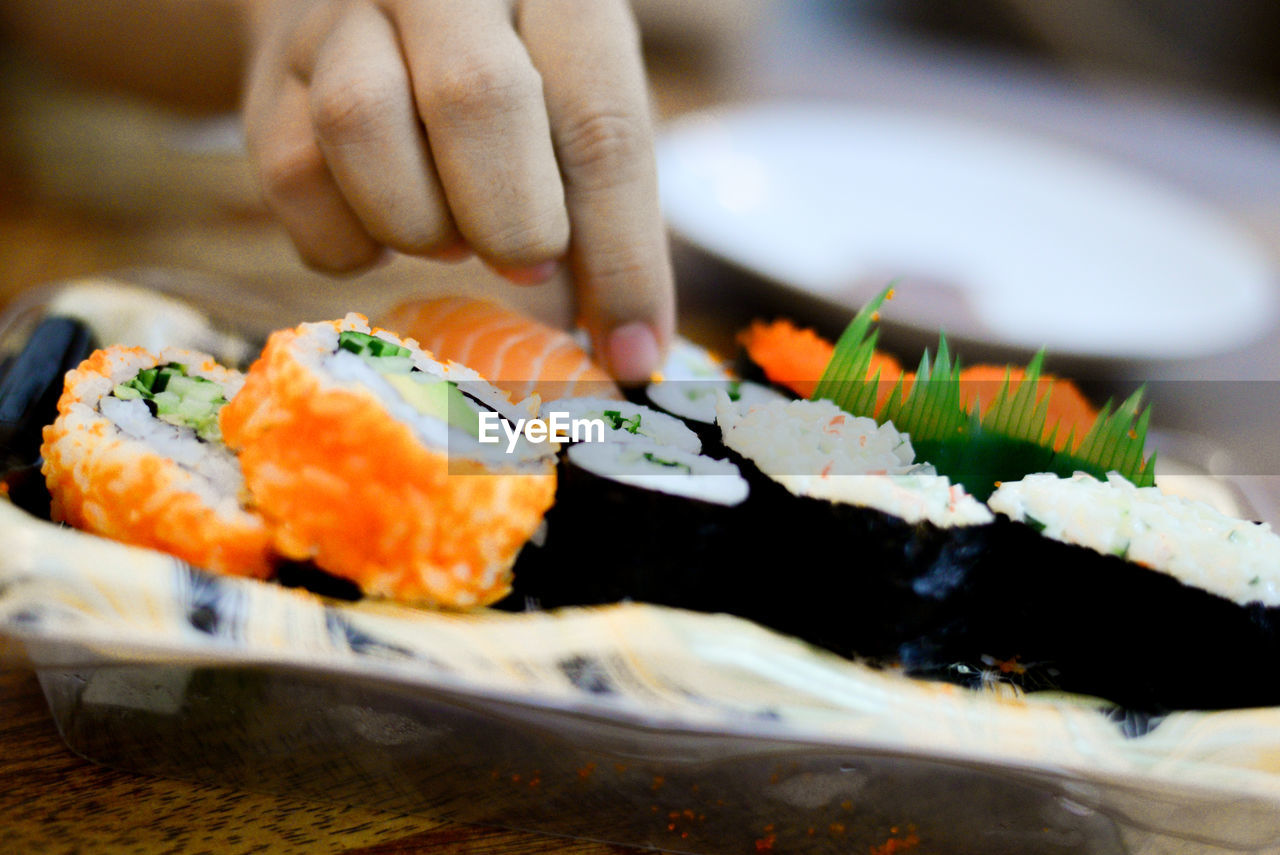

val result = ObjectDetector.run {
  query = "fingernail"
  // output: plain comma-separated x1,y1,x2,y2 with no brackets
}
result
606,322,661,385
494,260,560,286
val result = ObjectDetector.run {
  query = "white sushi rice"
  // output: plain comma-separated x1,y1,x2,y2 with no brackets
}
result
648,376,787,426
716,393,993,527
99,396,243,494
567,440,749,506
988,472,1280,607
716,393,919,478
644,337,789,425
541,396,702,454
654,337,731,383
782,472,994,528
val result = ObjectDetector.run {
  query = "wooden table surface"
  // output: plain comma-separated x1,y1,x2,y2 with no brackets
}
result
0,667,646,855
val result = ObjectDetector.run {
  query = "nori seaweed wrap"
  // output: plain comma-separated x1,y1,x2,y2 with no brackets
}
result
712,393,995,664
908,472,1280,713
505,435,749,612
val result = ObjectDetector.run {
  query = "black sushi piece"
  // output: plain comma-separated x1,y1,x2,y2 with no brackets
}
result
896,474,1280,713
516,393,1001,676
707,394,1003,668
720,449,996,667
0,315,97,469
502,440,750,613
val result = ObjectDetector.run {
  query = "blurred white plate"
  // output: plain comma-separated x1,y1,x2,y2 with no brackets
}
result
656,103,1278,360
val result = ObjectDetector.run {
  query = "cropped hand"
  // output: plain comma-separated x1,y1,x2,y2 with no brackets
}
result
241,0,673,381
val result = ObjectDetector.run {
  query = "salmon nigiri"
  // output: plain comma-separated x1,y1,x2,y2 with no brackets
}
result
382,296,622,403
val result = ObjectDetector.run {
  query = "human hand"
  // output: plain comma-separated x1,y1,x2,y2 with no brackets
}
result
241,0,673,382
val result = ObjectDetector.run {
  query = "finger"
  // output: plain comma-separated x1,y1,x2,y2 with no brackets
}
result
244,68,382,273
306,2,463,257
382,0,570,268
518,0,674,383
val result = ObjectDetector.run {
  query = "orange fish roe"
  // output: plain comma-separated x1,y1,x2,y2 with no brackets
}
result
870,829,921,854
738,319,903,406
383,296,621,403
40,345,275,579
220,317,556,608
955,365,1098,452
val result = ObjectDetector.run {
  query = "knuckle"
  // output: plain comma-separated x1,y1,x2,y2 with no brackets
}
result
309,75,401,143
582,240,668,302
426,52,542,122
256,139,327,204
557,107,648,187
472,213,567,265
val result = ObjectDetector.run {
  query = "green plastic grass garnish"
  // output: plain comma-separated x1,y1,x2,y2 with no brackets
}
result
812,286,1156,499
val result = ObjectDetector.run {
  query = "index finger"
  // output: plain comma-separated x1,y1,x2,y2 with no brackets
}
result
517,0,674,384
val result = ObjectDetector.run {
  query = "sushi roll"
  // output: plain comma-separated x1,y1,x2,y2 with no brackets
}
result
506,436,750,613
637,337,786,456
962,472,1280,711
381,295,622,403
506,393,742,610
219,314,556,608
40,345,275,578
714,393,994,663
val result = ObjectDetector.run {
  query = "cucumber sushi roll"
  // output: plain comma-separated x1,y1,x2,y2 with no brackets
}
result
219,314,556,609
714,393,995,663
638,337,786,455
40,345,275,578
973,472,1280,711
506,439,750,612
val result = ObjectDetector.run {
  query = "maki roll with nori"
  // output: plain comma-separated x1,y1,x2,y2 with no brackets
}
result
950,472,1280,712
507,435,750,612
714,393,994,664
219,314,556,608
40,345,275,578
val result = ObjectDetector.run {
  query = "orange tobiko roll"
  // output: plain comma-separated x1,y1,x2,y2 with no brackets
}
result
219,314,557,608
40,345,275,578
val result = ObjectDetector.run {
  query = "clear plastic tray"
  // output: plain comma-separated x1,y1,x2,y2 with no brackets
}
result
5,270,1280,855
